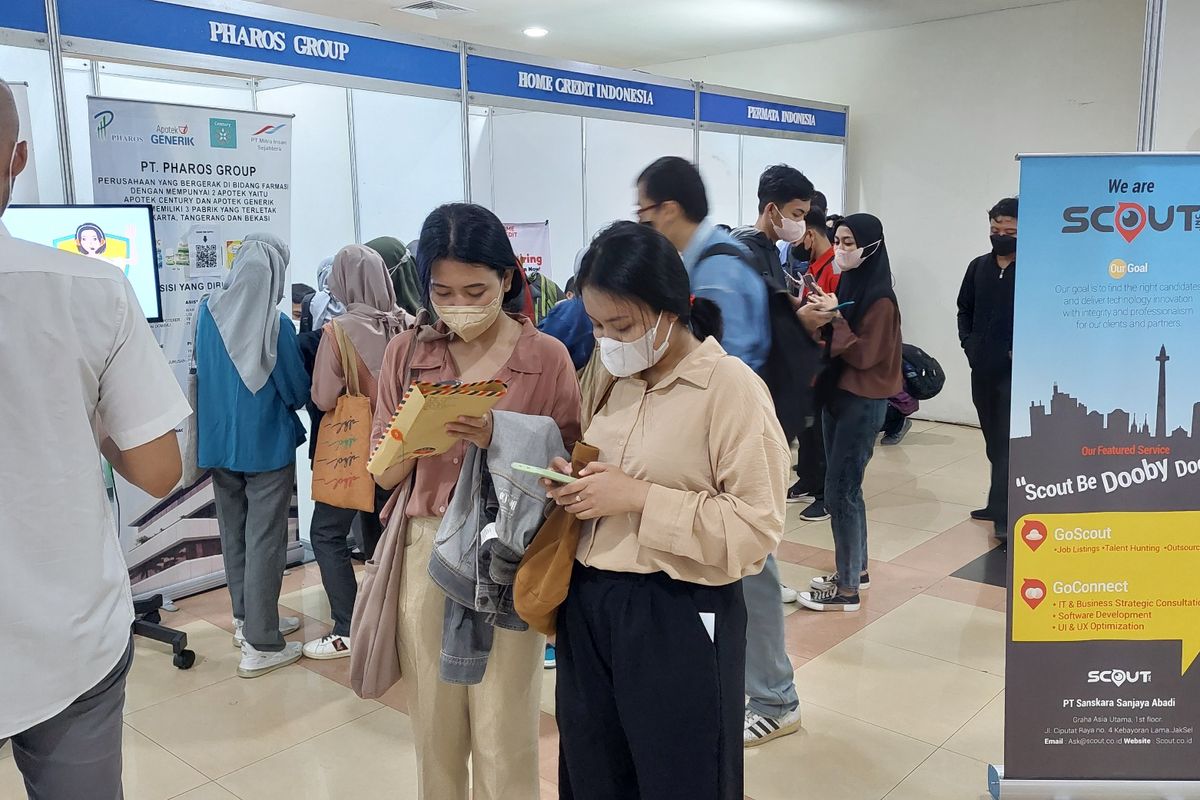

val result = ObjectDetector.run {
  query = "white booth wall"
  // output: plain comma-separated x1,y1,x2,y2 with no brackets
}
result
0,44,65,203
650,0,1143,425
1154,0,1200,151
699,130,846,229
469,106,838,287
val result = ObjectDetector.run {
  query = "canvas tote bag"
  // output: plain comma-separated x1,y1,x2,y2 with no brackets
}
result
311,321,375,512
349,315,425,699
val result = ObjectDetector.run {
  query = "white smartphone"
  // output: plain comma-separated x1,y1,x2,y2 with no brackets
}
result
512,462,578,484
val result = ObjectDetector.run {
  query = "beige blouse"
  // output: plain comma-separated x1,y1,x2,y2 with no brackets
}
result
576,337,789,586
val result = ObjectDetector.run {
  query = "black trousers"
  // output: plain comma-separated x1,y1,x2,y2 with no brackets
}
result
308,485,389,637
794,412,826,500
556,565,746,800
971,370,1012,531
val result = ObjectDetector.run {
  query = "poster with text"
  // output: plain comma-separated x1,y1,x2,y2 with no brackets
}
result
505,220,551,278
88,96,297,600
1006,154,1200,781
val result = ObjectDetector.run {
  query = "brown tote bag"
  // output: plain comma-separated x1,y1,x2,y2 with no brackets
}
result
349,318,424,700
514,441,601,636
311,322,375,512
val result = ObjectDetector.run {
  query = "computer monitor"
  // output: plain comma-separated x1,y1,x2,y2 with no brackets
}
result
4,204,164,322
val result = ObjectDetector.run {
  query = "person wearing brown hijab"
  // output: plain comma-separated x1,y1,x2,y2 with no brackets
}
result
303,244,409,661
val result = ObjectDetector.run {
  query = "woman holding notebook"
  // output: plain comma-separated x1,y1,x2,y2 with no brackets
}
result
372,203,581,800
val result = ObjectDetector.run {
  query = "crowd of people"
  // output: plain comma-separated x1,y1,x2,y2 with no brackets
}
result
0,73,1019,799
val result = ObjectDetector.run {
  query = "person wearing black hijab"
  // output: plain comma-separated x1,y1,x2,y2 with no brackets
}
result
797,213,903,612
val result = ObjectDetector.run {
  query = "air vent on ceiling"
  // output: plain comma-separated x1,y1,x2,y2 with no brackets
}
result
395,1,475,19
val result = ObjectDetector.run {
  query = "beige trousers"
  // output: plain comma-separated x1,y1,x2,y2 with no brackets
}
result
398,517,545,800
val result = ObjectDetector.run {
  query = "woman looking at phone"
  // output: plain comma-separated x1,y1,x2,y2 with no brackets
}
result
797,213,902,612
372,203,580,800
545,221,788,800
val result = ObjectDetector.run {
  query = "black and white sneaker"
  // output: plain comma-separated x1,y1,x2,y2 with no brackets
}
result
799,500,831,522
798,586,861,612
810,572,870,591
744,706,803,747
787,481,816,504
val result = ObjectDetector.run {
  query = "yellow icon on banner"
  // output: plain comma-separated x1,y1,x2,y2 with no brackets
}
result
1011,512,1200,675
1109,259,1128,279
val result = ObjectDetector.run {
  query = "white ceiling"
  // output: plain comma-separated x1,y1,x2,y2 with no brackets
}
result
253,0,1069,68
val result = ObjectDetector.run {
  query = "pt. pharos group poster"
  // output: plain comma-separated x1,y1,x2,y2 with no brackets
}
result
88,96,297,601
1005,153,1200,785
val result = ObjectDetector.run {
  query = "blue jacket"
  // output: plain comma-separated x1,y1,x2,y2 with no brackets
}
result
538,296,593,371
682,221,770,373
196,303,309,473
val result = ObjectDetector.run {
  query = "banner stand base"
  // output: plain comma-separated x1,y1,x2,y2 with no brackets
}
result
990,765,1200,799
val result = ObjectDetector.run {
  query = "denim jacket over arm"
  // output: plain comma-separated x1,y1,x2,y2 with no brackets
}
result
429,410,568,684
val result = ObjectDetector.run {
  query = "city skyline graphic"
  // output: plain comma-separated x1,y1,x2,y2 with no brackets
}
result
1019,344,1200,444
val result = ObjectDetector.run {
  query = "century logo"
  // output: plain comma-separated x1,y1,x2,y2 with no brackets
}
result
1087,669,1151,687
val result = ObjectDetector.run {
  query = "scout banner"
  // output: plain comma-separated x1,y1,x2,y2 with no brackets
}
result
88,96,297,601
1004,153,1200,786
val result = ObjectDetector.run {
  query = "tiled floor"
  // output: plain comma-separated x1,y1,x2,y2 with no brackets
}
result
0,421,1007,800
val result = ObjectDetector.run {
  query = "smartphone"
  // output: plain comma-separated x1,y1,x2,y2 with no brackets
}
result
802,273,819,293
832,301,856,311
512,462,578,484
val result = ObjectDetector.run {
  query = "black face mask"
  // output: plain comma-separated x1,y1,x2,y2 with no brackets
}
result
990,234,1017,257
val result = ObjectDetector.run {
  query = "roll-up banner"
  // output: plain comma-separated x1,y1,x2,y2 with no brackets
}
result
505,220,551,278
1003,153,1200,790
88,96,297,600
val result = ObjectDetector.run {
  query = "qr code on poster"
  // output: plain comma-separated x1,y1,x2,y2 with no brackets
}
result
195,244,220,272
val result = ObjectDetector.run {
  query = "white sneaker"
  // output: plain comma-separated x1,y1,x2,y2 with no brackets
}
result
779,583,798,604
238,641,303,678
233,616,302,648
744,705,803,747
303,634,352,660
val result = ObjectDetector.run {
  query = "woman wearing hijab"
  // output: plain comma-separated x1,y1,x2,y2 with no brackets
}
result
303,244,408,661
796,213,902,613
307,257,345,332
366,235,423,317
195,233,311,677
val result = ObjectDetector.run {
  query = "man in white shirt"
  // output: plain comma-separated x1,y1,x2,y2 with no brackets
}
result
0,80,191,798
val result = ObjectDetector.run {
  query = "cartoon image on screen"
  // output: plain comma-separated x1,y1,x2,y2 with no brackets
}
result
53,222,135,276
3,205,163,322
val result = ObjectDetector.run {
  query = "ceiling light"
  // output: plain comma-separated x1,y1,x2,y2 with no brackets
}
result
523,26,549,38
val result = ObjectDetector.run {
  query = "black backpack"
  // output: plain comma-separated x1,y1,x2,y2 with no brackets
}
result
700,243,821,441
902,343,945,400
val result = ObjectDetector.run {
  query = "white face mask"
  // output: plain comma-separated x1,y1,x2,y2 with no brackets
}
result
772,208,807,244
833,240,881,274
598,312,675,378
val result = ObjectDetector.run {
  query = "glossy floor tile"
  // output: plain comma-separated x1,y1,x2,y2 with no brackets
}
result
0,422,1010,800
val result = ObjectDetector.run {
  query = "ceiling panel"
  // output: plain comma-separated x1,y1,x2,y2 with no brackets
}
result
252,0,1071,68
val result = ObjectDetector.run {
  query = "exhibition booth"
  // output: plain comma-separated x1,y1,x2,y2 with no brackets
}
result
0,0,849,602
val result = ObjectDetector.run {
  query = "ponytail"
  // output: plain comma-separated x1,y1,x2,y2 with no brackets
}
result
687,296,723,343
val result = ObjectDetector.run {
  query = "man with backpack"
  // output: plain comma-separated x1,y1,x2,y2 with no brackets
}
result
732,164,814,290
636,156,814,747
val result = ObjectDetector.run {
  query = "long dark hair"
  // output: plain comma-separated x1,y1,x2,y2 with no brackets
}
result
577,221,722,343
415,203,526,307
